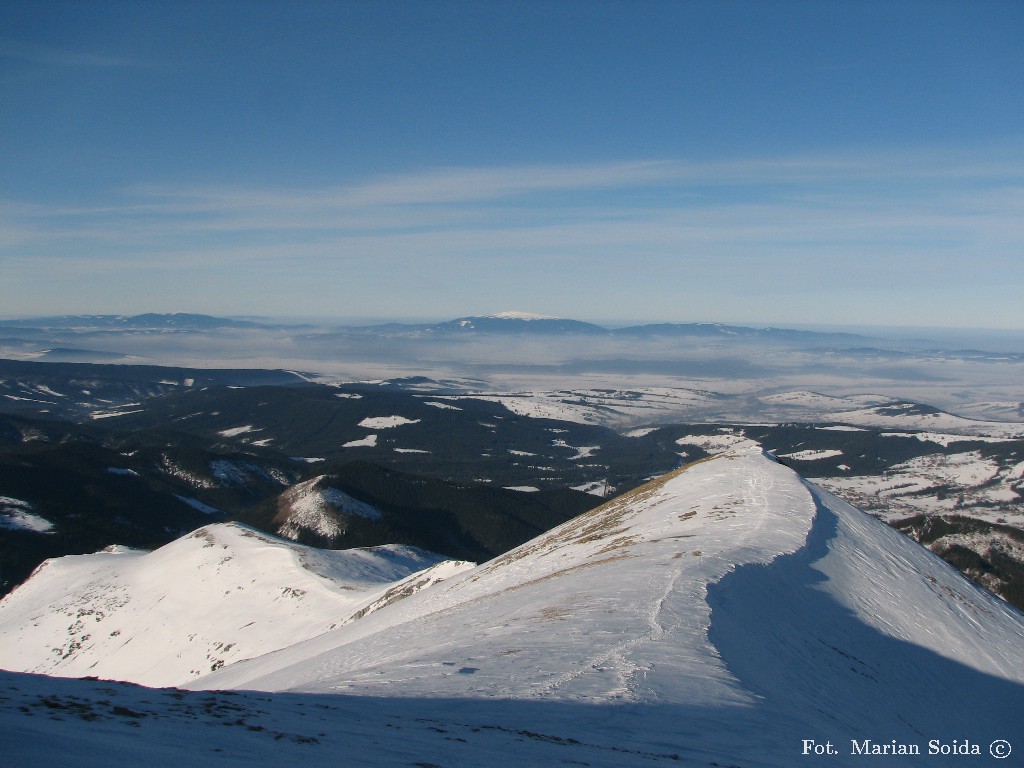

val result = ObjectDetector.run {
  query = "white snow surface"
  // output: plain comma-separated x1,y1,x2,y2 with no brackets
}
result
0,523,469,687
832,404,1024,437
816,449,1022,523
778,448,844,461
675,429,760,453
3,452,1023,767
468,387,719,425
762,390,891,409
881,430,1018,447
194,453,1024,702
551,438,600,460
485,311,558,320
88,408,143,419
218,424,259,437
341,433,377,448
0,496,54,534
357,415,420,429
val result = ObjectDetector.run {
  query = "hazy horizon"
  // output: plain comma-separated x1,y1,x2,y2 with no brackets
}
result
5,309,1024,350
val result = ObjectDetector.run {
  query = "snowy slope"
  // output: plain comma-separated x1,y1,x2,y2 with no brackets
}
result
3,452,1023,767
829,402,1024,437
469,387,723,425
193,451,813,701
273,476,383,541
186,451,1024,763
0,523,471,687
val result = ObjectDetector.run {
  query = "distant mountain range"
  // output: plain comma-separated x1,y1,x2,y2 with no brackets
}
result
0,311,871,342
0,313,270,331
6,312,1023,380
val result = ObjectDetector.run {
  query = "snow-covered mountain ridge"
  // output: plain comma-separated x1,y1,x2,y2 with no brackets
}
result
2,450,1023,766
0,523,472,687
192,451,1023,702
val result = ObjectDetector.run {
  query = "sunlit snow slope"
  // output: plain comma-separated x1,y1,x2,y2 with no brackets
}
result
0,522,471,687
191,452,1024,754
3,451,1023,767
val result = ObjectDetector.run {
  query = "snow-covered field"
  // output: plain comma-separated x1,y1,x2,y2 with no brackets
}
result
357,415,421,429
452,386,1024,438
3,451,1022,766
816,449,1024,524
830,403,1024,438
778,448,844,461
341,433,377,448
675,428,761,455
218,424,260,438
467,387,721,425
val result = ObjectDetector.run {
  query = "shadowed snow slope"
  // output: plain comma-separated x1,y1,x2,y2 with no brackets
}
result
3,451,1023,767
0,523,471,687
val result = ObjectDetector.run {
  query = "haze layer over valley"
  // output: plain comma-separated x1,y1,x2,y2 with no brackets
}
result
3,312,1023,425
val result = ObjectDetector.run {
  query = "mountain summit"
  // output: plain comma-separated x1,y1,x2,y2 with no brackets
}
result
484,311,559,320
0,523,471,687
433,313,609,334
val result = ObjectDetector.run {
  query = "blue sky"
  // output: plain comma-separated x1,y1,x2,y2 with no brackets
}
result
2,0,1022,328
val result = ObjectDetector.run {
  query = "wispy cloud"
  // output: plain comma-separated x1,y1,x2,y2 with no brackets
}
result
0,38,148,69
2,148,1022,323
8,149,1020,247
121,160,683,218
123,147,1024,215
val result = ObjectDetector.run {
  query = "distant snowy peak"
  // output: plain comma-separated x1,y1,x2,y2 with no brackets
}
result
435,315,609,335
274,476,382,542
484,311,559,320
